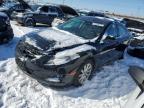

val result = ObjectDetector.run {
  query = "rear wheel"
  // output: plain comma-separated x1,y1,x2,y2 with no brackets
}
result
73,60,94,86
24,18,36,27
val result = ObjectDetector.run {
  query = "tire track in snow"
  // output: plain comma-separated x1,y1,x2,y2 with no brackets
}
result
0,23,25,108
1,59,53,108
0,84,5,107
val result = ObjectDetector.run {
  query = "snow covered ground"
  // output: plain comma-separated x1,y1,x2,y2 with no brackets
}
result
0,22,143,108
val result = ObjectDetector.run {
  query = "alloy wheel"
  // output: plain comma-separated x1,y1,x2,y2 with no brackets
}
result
78,63,93,84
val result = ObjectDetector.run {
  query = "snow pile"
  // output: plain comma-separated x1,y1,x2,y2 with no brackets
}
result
50,44,96,65
0,22,143,108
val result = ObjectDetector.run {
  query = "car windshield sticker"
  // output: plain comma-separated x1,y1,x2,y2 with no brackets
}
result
92,23,104,27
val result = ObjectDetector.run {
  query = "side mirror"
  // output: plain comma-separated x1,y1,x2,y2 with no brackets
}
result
129,66,144,98
106,35,116,40
36,9,41,14
131,32,137,37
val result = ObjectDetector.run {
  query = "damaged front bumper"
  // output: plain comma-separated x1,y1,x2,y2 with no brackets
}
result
15,56,77,87
15,44,83,87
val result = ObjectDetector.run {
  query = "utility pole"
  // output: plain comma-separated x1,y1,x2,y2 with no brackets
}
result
63,0,65,5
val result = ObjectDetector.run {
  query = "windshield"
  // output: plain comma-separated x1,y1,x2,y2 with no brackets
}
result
57,18,105,39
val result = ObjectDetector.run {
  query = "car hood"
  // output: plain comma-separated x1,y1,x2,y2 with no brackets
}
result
0,7,9,11
0,12,8,18
23,27,88,51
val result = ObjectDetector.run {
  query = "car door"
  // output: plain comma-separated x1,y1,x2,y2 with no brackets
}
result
34,6,49,24
48,6,59,23
94,22,122,66
55,7,64,18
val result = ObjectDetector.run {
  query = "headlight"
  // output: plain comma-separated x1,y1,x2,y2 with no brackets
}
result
16,13,24,17
45,53,80,66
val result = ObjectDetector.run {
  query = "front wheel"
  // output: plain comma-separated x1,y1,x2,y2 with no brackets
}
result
73,60,94,86
24,18,36,27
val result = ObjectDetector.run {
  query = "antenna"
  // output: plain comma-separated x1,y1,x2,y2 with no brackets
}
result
63,0,65,5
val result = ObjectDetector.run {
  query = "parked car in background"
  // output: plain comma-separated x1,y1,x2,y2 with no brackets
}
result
11,4,42,19
87,12,127,26
77,9,90,16
124,18,144,31
0,0,30,18
14,4,78,27
125,66,144,108
0,12,13,44
127,38,144,59
15,16,132,87
77,10,106,18
87,11,107,17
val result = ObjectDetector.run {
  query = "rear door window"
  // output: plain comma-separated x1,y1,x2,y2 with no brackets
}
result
40,6,49,13
55,7,63,16
49,6,57,14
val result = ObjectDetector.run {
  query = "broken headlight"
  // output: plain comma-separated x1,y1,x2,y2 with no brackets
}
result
45,53,80,66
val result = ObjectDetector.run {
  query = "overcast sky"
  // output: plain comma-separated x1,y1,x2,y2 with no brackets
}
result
41,0,144,18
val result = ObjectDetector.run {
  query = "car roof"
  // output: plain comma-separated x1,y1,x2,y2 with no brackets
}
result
0,12,8,18
78,16,114,25
39,4,78,16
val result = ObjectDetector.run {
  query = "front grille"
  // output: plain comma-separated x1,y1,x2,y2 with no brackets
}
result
15,58,26,71
16,43,59,79
16,56,58,79
17,42,43,59
25,43,42,55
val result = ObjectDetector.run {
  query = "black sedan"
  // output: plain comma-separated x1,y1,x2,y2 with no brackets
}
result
15,16,132,87
0,12,13,44
127,38,144,59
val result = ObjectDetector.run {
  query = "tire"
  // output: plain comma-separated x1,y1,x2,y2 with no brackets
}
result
73,60,94,86
24,18,36,27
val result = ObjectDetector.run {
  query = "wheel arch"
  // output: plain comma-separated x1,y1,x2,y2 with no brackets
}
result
24,17,36,23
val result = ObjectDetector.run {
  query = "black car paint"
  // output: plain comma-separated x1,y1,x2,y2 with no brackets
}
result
127,38,144,59
0,12,13,44
87,11,106,17
15,16,132,87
